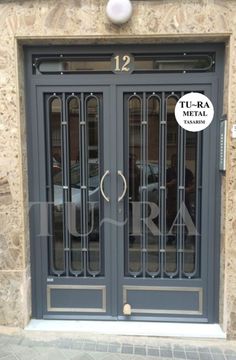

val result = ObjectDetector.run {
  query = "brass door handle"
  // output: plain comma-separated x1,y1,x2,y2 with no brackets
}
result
118,170,127,202
100,170,110,202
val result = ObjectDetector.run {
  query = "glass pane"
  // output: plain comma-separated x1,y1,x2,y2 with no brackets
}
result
68,97,82,273
147,96,160,274
128,96,142,275
38,58,111,74
87,96,101,274
134,55,213,72
36,54,214,74
183,132,198,275
50,97,64,272
165,96,178,274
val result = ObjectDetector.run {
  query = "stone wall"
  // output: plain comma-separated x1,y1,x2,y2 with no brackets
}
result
0,0,236,337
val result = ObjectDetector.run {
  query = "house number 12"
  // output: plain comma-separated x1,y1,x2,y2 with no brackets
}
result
114,55,131,72
112,53,134,74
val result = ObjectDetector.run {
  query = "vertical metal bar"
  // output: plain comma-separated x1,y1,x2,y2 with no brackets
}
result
67,96,73,276
46,94,65,276
45,95,54,275
84,95,90,277
141,92,147,277
126,94,130,277
67,95,83,277
185,131,201,278
97,94,102,276
181,131,186,276
80,92,87,277
86,94,101,277
146,94,161,278
45,95,60,276
165,92,184,278
195,132,202,278
127,94,143,278
177,123,181,277
159,92,166,278
179,91,185,278
58,94,66,276
62,93,70,277
177,91,185,278
124,93,142,278
182,118,201,279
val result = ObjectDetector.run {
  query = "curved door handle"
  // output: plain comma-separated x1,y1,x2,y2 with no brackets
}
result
100,170,110,202
118,170,127,202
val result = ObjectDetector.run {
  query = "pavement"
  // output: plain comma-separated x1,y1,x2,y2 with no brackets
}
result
0,327,236,360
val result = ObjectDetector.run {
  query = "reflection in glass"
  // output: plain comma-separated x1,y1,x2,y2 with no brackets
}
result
124,91,202,279
183,132,198,275
68,98,82,273
50,97,64,272
134,55,213,72
38,58,111,74
147,96,160,274
128,96,142,274
165,96,178,274
87,96,101,274
36,54,214,74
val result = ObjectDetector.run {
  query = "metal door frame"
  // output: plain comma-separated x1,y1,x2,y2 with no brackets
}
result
24,43,224,322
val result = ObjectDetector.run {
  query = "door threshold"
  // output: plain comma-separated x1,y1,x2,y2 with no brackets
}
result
25,320,226,339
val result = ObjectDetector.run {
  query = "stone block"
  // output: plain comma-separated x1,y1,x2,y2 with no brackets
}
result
0,270,30,327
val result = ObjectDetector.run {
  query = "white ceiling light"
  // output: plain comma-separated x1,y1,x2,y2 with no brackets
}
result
106,0,133,25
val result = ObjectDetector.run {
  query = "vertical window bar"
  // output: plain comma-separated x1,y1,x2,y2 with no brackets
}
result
124,94,130,277
159,92,166,278
80,92,87,277
61,93,70,276
146,94,161,277
67,95,83,277
183,131,202,278
127,94,143,277
46,94,65,276
165,94,179,278
178,91,185,278
195,132,202,277
45,95,56,276
141,92,147,277
66,95,72,276
86,94,102,276
85,95,91,277
97,95,103,276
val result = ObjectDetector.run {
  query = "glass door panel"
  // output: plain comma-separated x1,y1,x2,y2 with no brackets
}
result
123,91,202,281
119,88,206,319
46,92,104,278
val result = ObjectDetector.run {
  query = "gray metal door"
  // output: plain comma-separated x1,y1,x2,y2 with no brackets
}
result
32,86,115,318
26,44,223,322
116,85,217,321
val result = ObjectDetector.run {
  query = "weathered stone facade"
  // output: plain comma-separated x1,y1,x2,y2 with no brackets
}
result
0,0,236,338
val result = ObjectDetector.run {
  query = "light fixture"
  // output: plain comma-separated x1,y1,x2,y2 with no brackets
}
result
106,0,133,25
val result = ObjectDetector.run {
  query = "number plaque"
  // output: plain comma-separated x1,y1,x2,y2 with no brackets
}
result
111,53,134,74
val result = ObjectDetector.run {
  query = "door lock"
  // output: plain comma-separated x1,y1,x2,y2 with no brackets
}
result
123,303,132,315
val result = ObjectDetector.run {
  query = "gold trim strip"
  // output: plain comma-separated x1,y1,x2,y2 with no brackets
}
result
123,286,203,315
47,285,106,313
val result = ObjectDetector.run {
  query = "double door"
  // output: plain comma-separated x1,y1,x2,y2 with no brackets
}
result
32,78,219,322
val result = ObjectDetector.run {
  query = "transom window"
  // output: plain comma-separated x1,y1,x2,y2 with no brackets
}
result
33,53,215,75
